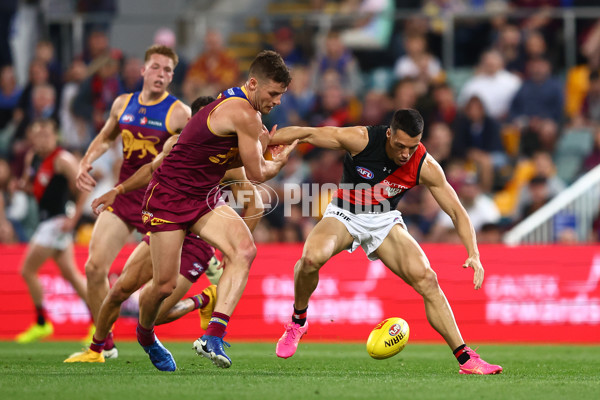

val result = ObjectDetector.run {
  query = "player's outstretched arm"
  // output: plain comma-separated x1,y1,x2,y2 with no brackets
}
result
419,154,484,290
91,135,178,215
271,125,369,156
77,94,129,192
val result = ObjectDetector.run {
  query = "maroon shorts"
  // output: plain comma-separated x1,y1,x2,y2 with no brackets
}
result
141,178,225,233
142,233,215,283
108,188,147,234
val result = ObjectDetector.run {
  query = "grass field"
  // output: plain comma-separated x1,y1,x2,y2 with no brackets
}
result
1,341,599,400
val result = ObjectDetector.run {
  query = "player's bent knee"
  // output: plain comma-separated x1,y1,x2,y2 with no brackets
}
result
298,252,327,273
156,281,177,300
232,240,257,267
85,260,108,282
107,285,134,304
411,268,440,296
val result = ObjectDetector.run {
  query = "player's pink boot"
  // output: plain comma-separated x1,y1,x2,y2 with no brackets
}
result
459,347,503,375
276,321,308,359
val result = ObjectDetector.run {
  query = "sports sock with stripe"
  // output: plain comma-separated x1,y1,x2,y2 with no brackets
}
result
90,335,105,353
292,305,308,326
205,312,229,338
190,292,210,310
453,344,471,364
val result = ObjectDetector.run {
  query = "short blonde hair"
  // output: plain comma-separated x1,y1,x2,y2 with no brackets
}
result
144,44,178,68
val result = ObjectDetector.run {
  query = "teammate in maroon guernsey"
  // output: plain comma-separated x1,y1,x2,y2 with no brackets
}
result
16,119,90,343
64,96,261,364
74,45,190,358
135,50,296,371
270,109,503,375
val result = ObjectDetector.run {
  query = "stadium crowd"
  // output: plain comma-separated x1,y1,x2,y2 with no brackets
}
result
1,0,600,246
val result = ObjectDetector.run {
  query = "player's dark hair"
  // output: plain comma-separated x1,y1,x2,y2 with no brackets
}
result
249,50,291,86
144,44,179,68
191,96,216,116
390,109,424,138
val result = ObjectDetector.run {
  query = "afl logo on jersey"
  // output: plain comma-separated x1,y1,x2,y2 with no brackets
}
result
140,117,148,125
122,114,134,123
356,166,374,180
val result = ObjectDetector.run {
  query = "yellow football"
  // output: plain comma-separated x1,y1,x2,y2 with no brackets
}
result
366,317,410,360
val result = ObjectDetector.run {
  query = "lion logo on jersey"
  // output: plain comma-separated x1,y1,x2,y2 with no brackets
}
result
209,147,239,165
122,129,160,159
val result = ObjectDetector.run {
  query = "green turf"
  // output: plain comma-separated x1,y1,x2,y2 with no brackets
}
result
1,341,599,400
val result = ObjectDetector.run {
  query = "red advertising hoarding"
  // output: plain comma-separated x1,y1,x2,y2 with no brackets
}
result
1,244,598,343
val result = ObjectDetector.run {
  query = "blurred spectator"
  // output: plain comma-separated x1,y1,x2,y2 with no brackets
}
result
183,30,240,103
518,175,551,220
453,95,505,192
423,121,452,169
512,1,562,61
508,57,563,154
309,72,354,127
458,50,521,120
424,83,457,129
72,55,121,132
358,89,389,126
564,20,600,122
14,83,59,147
430,171,501,243
386,79,418,122
0,157,34,243
0,1,17,67
0,65,22,131
13,59,54,135
271,27,308,68
338,0,394,51
77,0,118,37
393,33,443,92
311,30,362,97
118,57,143,94
514,150,565,220
264,65,316,128
59,60,91,153
77,30,122,66
580,126,600,173
523,30,554,68
34,40,62,89
153,27,187,97
477,223,503,244
581,70,600,124
494,24,525,75
509,57,563,124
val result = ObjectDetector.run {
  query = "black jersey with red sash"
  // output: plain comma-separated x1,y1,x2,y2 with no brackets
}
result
31,147,71,221
332,125,427,214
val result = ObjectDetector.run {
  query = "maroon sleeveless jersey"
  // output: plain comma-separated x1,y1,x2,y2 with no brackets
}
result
109,91,181,232
332,125,428,214
153,87,247,198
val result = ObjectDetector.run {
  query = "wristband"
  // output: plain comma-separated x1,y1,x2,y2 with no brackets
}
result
115,184,125,195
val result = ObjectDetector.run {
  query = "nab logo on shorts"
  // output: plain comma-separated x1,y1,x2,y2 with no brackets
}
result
122,114,134,123
356,166,374,180
227,88,235,96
